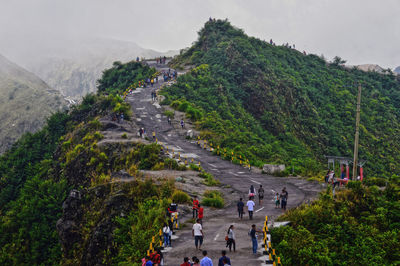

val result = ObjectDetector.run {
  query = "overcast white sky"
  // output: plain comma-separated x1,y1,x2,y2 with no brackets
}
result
0,0,399,68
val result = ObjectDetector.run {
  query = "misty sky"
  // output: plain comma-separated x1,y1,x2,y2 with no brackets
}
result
0,0,399,68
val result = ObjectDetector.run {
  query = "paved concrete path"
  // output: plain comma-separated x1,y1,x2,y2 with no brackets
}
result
126,60,323,265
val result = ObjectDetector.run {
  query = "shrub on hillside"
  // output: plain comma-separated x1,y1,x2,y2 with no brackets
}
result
202,190,224,208
364,177,387,187
172,190,191,204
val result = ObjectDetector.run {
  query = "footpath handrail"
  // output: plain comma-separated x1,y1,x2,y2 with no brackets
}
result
262,216,282,265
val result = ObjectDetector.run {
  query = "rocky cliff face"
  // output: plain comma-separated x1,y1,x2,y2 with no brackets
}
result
57,179,142,265
0,54,67,153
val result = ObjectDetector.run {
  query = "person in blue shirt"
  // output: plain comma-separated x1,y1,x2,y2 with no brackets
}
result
218,250,231,266
200,250,213,266
144,256,153,266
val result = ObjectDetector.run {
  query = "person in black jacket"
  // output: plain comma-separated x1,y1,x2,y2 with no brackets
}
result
237,198,244,219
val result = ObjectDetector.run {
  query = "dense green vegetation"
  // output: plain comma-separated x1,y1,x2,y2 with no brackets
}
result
0,62,172,265
163,19,400,177
272,179,400,265
97,60,156,94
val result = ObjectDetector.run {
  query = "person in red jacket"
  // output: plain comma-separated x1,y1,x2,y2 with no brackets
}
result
198,204,204,225
193,196,199,218
180,257,191,266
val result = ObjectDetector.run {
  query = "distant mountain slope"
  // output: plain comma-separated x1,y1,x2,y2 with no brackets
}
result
164,19,400,177
395,66,400,74
0,54,66,153
356,64,385,73
7,38,177,98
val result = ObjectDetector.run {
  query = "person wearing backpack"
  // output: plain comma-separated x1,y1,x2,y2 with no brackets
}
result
248,185,256,198
149,248,161,266
258,185,264,205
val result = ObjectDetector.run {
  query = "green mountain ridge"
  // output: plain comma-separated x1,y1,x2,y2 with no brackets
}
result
164,19,400,177
0,54,67,153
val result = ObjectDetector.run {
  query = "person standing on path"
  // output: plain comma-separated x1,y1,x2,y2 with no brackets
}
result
193,196,199,218
218,250,231,266
249,224,261,254
162,223,170,247
181,119,185,129
237,198,244,219
274,193,280,209
248,185,256,198
180,257,191,266
198,204,204,224
258,185,264,205
200,250,213,266
192,219,204,250
226,225,236,252
192,257,200,266
247,197,255,220
280,187,288,210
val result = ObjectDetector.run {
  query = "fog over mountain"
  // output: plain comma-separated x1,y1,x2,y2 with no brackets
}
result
2,37,176,98
0,54,67,153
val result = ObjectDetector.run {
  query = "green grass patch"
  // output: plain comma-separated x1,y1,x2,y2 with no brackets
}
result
201,190,224,208
171,190,191,204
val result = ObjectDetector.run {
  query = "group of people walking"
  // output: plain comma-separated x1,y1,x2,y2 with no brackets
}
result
179,250,231,266
163,69,178,82
156,56,167,64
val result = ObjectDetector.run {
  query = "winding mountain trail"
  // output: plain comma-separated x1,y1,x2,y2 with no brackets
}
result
126,60,323,265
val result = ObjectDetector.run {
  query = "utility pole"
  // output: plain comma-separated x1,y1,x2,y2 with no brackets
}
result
352,84,362,180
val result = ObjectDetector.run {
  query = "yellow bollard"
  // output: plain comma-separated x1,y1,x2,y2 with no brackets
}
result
152,236,155,243
159,229,162,236
159,240,163,247
272,249,276,256
277,257,281,264
268,241,271,249
147,250,150,256
265,215,268,222
150,242,153,250
269,253,272,261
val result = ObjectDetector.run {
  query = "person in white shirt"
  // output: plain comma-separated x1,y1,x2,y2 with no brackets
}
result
192,219,204,250
246,198,255,220
162,223,171,247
